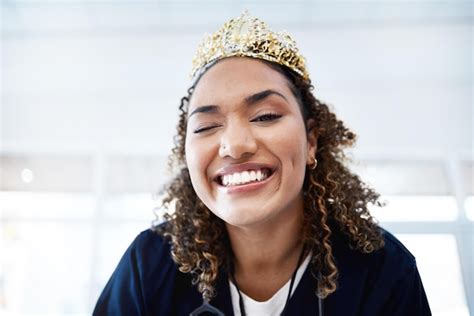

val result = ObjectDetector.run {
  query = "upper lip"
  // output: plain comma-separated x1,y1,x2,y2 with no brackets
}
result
213,162,276,181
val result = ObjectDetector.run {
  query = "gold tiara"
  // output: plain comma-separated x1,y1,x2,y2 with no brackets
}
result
190,11,309,81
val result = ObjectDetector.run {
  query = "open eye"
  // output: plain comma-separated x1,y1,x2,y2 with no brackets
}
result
251,112,282,123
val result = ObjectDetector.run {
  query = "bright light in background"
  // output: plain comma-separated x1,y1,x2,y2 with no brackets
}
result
103,193,159,220
1,222,94,316
20,168,34,184
370,195,458,222
465,196,474,221
396,234,470,316
0,193,151,316
0,192,96,219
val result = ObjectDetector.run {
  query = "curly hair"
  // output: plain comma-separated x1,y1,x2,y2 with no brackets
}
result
154,59,385,301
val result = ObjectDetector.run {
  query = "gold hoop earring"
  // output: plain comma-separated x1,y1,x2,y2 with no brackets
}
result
309,156,318,170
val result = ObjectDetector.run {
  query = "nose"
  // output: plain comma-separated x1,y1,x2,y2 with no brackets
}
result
218,121,258,159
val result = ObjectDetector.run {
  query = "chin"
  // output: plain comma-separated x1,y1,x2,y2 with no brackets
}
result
216,206,277,228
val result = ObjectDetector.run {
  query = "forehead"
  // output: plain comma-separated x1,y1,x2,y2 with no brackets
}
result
189,57,293,109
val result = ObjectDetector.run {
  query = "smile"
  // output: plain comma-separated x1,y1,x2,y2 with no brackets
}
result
218,169,272,187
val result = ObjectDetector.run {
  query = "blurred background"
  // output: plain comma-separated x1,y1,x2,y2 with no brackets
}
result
0,0,472,315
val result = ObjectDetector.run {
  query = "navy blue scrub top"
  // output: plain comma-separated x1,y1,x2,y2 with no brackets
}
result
93,224,431,315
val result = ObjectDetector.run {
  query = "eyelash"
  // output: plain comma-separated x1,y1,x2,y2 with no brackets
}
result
193,125,220,134
251,112,282,122
193,112,282,134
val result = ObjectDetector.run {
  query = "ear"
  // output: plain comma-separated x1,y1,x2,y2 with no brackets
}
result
306,119,318,164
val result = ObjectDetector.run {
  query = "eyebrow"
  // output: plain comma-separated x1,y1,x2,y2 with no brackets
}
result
245,89,288,105
188,89,288,118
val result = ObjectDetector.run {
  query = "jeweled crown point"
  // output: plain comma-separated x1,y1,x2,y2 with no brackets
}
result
190,11,310,82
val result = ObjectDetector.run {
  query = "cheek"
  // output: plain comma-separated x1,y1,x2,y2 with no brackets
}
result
185,141,201,179
268,121,308,167
185,139,213,195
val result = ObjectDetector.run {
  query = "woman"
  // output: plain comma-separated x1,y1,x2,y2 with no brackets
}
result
94,12,431,315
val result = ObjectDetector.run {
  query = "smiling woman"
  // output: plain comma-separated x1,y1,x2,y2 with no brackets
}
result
186,57,314,229
93,12,432,316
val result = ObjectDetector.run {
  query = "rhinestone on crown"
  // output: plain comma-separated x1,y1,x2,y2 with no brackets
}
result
190,11,310,81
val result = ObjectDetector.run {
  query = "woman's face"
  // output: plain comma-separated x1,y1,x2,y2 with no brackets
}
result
185,57,317,228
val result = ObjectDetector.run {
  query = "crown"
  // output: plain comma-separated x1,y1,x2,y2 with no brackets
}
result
190,11,310,81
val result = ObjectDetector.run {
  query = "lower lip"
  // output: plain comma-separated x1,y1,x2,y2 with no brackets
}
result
217,171,276,194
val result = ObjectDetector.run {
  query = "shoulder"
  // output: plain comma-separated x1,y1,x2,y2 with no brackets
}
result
131,224,205,313
329,225,419,299
371,227,418,284
326,226,431,314
128,223,178,279
331,225,416,273
367,226,419,288
130,224,172,259
94,222,187,315
378,227,416,267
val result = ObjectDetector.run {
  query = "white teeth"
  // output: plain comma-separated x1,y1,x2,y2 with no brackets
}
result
220,169,270,186
232,173,240,184
250,170,256,181
241,171,250,183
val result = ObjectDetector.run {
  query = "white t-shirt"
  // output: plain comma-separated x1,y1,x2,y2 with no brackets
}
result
229,254,312,316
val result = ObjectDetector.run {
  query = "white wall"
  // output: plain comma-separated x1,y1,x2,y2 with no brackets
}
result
1,1,472,158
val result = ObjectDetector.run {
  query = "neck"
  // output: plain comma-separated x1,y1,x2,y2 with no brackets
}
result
226,207,305,276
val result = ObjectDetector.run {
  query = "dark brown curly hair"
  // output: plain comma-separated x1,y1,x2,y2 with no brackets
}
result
154,58,385,302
